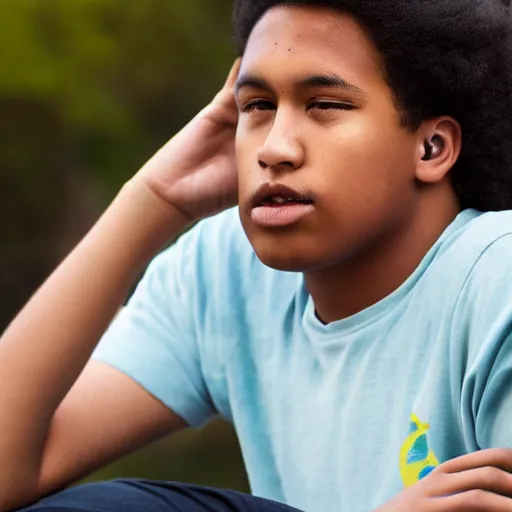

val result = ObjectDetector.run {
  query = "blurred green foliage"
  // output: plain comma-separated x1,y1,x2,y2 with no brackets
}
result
1,0,248,492
0,0,235,192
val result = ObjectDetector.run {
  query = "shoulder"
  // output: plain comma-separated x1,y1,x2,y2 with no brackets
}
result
461,210,512,306
152,207,295,303
449,209,512,281
152,207,254,275
180,207,265,280
447,213,512,417
442,210,512,356
414,210,512,345
432,209,512,285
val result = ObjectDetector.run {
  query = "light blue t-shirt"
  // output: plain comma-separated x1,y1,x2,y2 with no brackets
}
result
93,207,512,512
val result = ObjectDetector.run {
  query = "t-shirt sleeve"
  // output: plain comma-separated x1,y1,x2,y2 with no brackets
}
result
91,225,216,428
475,332,512,449
455,234,512,449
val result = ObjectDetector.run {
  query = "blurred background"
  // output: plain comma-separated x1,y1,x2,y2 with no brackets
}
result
0,0,249,491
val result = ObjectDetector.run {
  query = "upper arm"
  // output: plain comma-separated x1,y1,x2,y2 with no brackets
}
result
34,225,221,499
36,360,187,498
473,331,512,450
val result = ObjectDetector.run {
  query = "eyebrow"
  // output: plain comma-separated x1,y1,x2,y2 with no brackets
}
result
235,73,367,96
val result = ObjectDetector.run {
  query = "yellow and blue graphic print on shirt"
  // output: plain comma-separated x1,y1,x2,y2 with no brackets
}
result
399,414,440,488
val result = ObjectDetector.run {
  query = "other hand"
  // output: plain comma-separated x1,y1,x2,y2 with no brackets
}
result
376,448,512,511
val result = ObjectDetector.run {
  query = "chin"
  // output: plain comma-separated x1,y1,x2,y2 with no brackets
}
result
240,211,341,272
250,237,326,272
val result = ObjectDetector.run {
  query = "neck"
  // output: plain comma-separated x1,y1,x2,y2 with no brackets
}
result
304,187,460,324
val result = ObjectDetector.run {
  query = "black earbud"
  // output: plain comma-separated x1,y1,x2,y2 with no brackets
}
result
422,141,434,161
421,136,443,161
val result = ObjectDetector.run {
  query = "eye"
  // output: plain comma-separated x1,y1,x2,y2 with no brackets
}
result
308,101,355,111
242,100,276,113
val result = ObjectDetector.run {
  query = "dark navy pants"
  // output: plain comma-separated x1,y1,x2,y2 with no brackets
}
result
20,480,304,512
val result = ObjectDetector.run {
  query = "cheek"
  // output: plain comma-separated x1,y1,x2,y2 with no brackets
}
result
235,128,250,176
310,124,417,213
330,113,415,174
235,123,255,167
235,125,265,189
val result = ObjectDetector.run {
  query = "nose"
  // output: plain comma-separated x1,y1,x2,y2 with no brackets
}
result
257,112,304,172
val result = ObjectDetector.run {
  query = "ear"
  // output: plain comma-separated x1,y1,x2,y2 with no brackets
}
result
415,117,461,184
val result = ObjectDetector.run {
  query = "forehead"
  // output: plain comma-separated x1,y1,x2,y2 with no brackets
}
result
241,5,384,88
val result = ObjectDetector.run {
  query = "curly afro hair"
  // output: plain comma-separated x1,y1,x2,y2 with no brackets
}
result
233,0,512,212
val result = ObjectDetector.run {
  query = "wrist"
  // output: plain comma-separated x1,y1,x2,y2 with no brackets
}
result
123,176,190,235
89,178,191,268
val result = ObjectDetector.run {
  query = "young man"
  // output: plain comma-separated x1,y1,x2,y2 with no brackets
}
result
2,1,512,511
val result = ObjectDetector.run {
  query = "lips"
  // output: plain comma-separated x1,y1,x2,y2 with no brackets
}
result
250,183,314,209
249,183,316,228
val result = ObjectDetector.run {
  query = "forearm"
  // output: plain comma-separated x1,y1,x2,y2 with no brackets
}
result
0,178,188,501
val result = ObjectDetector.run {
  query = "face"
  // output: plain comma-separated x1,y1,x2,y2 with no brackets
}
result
235,5,421,272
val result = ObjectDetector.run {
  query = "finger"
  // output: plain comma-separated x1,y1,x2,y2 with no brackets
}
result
437,448,512,475
433,466,512,498
438,488,512,511
223,57,242,90
213,58,242,118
